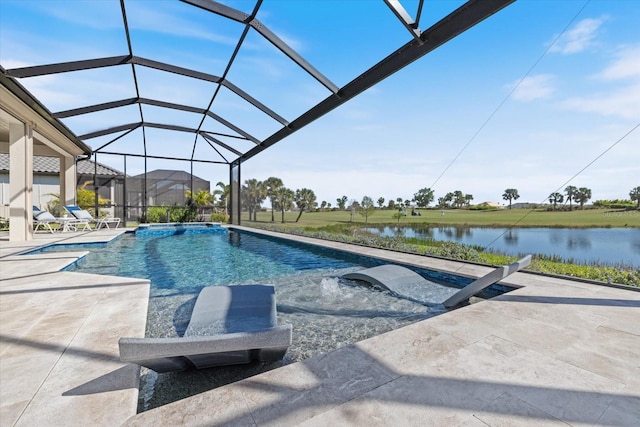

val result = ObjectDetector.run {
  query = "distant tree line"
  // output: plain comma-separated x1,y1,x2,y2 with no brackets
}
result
239,178,639,222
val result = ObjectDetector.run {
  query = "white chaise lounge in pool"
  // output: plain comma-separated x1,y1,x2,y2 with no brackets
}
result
343,264,460,305
343,255,531,308
119,285,292,373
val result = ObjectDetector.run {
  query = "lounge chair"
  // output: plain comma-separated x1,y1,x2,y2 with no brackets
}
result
33,206,58,233
119,284,292,373
442,255,531,308
65,205,120,229
343,255,531,308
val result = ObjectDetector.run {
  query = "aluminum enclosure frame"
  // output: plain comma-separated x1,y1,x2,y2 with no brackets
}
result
1,0,516,224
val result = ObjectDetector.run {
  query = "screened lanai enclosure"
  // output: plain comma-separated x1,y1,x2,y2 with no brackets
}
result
1,0,515,233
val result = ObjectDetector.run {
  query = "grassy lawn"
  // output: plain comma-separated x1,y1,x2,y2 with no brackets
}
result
245,208,640,229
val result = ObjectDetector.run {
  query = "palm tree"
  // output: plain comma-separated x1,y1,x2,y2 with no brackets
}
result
264,177,283,222
212,181,229,213
548,192,564,210
185,189,212,219
502,188,520,209
242,179,266,221
564,185,577,211
629,186,640,208
294,188,317,222
336,196,348,210
273,187,294,223
377,197,385,208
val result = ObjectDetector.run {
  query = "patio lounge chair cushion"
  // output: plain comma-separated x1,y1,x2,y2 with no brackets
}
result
119,285,292,373
34,211,56,221
33,208,59,233
65,205,121,229
73,209,93,221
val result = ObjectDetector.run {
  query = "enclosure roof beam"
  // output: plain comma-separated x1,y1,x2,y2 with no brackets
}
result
79,122,142,140
219,79,288,125
182,0,338,94
53,98,138,118
7,53,287,127
236,0,515,165
383,0,422,40
3,55,132,78
205,111,260,144
98,151,227,164
142,122,199,134
54,96,256,143
200,131,242,157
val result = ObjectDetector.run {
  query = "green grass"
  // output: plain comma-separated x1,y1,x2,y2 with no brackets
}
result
246,207,640,228
241,208,639,287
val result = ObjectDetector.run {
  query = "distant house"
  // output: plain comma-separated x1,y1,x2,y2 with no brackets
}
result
126,169,210,211
0,153,124,217
476,201,504,209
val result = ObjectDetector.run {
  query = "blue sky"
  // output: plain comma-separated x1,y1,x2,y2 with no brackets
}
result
1,0,639,207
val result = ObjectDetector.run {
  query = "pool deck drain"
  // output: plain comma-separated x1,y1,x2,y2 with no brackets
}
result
1,226,638,426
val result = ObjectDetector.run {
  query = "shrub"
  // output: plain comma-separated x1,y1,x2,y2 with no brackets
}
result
425,241,481,262
210,213,228,223
593,199,635,209
146,206,166,223
469,204,498,211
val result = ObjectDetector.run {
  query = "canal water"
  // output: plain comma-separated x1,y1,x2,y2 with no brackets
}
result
366,226,640,267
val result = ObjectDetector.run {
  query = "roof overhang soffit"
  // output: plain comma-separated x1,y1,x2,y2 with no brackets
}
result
0,72,92,157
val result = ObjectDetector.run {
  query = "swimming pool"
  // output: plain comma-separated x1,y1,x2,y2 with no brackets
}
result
36,228,488,410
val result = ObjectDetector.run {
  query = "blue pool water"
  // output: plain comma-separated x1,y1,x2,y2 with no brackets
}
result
36,228,489,410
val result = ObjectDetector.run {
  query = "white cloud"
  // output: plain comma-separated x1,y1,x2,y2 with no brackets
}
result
549,17,605,54
508,74,556,101
561,45,640,120
596,45,640,81
125,2,240,45
560,82,640,120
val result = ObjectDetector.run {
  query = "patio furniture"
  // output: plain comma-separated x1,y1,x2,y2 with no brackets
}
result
443,255,531,308
33,206,58,233
343,255,532,308
65,205,121,229
343,264,459,305
33,206,92,233
119,284,292,373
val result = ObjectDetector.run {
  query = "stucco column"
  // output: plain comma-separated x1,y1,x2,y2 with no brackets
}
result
60,155,76,211
9,122,33,241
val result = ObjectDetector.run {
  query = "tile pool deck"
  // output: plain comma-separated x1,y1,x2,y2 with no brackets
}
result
1,226,638,426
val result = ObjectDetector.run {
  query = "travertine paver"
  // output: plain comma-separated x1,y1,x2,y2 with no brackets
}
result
2,227,639,426
1,229,149,426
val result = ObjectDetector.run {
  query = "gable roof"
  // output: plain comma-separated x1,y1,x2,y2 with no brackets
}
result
130,169,207,182
0,153,123,176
